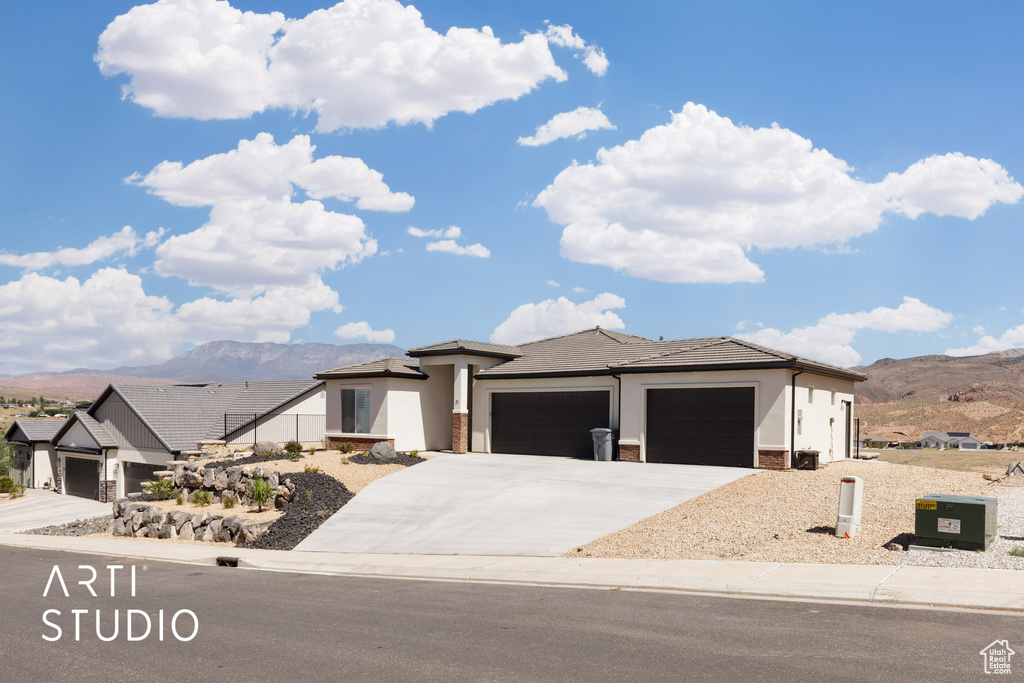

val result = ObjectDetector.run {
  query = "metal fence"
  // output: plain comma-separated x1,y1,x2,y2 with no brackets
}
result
223,413,326,446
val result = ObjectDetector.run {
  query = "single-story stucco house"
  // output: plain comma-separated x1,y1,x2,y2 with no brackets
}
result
4,418,62,489
42,379,326,501
316,327,866,469
920,431,983,450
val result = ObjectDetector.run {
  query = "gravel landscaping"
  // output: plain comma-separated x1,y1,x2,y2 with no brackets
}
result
348,452,425,468
240,472,353,551
24,515,113,536
569,460,1024,569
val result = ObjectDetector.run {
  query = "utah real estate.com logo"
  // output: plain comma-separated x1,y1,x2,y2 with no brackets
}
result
980,640,1014,675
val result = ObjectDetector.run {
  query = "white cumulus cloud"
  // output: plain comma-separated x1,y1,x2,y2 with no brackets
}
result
534,103,1023,284
408,225,489,258
0,268,344,374
947,325,1024,357
738,297,953,367
130,133,413,211
96,0,580,131
0,226,164,270
491,292,625,345
543,23,608,76
334,321,396,343
517,106,616,146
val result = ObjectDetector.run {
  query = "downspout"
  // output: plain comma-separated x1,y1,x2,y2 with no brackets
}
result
613,373,622,459
790,368,805,468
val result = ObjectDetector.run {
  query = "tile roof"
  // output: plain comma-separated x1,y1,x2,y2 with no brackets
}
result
476,329,866,381
315,357,426,380
5,418,63,443
407,339,523,359
100,380,322,453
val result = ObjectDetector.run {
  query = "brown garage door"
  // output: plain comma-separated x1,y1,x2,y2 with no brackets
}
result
124,462,165,495
646,387,754,467
64,456,100,500
491,391,610,458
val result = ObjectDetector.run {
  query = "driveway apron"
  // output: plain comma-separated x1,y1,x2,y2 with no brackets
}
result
0,489,111,534
295,453,756,556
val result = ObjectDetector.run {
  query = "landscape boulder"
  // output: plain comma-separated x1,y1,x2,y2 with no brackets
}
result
369,441,397,460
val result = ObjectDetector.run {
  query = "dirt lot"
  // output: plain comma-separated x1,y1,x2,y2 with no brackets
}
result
569,460,1015,565
873,448,1020,476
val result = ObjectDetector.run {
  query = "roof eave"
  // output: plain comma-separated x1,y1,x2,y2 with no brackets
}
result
409,348,521,360
315,370,427,380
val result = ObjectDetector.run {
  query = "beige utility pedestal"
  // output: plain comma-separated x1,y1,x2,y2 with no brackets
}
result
835,475,863,538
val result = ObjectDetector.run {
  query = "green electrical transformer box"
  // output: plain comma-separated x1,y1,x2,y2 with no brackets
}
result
914,495,997,551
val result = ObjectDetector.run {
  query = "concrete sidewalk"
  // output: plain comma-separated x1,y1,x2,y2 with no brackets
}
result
0,489,111,533
2,533,1021,612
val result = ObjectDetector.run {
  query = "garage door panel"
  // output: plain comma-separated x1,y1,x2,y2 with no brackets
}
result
646,387,754,467
64,456,99,500
492,391,610,458
124,462,165,495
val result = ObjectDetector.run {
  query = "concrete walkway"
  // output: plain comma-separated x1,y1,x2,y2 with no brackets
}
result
295,453,755,555
2,533,1021,612
0,489,110,534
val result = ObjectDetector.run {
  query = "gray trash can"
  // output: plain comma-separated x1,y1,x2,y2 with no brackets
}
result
590,428,614,461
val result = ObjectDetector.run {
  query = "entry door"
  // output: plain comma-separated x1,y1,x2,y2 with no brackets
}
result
645,387,755,467
491,391,610,458
64,457,100,500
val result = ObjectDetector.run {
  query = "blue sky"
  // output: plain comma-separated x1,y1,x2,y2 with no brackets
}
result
2,1,1023,375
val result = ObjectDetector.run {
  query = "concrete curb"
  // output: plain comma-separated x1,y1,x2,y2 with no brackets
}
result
3,533,1022,612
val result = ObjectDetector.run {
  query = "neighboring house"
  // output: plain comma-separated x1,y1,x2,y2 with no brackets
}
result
48,380,325,502
4,419,62,489
920,431,983,450
860,435,890,449
317,328,865,469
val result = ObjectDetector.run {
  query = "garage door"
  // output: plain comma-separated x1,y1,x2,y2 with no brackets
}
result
124,462,165,495
64,456,99,500
491,391,610,458
645,387,754,467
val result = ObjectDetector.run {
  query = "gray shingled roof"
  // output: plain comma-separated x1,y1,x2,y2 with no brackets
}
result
5,418,63,444
476,329,866,381
407,339,523,359
99,380,322,453
315,357,426,380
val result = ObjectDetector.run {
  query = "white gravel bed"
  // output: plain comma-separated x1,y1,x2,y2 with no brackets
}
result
893,484,1024,570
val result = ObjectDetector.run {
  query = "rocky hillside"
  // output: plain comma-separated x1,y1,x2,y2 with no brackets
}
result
853,349,1024,444
0,341,406,394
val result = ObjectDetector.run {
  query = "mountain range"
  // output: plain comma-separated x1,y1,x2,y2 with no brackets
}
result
0,340,406,395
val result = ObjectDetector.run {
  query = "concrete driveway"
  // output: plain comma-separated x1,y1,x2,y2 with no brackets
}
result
0,489,111,534
295,453,757,556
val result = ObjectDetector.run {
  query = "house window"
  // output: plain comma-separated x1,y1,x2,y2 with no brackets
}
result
808,387,814,404
831,390,836,406
341,388,371,434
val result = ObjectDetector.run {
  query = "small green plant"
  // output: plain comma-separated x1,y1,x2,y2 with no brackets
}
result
303,489,313,514
1009,547,1024,558
189,490,213,507
337,442,354,454
176,492,185,505
9,484,26,499
304,464,320,473
284,440,303,458
340,457,350,466
222,493,236,509
0,476,14,493
246,477,274,513
146,478,175,501
409,450,419,458
307,446,316,456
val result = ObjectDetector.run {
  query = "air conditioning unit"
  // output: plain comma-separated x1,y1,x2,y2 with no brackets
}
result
914,495,997,550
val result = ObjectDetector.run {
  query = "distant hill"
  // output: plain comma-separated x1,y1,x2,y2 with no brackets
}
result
0,341,406,394
853,348,1024,404
853,349,1024,444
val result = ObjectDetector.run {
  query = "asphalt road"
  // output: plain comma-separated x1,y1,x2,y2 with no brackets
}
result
0,546,1017,682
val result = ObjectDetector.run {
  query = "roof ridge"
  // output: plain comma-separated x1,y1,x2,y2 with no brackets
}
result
722,336,794,361
518,326,649,348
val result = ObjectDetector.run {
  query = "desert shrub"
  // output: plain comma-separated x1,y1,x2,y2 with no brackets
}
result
10,484,26,498
0,477,14,493
1009,547,1024,558
336,442,354,454
254,440,282,458
246,477,274,512
303,464,320,473
307,446,316,456
222,493,236,509
189,490,213,507
146,478,175,501
175,493,185,505
409,450,419,458
284,440,303,456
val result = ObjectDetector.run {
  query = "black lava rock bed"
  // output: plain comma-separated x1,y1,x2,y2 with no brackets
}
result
349,453,425,467
239,472,354,551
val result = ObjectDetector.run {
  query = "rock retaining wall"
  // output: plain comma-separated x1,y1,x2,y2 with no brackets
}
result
156,460,296,510
111,499,270,543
